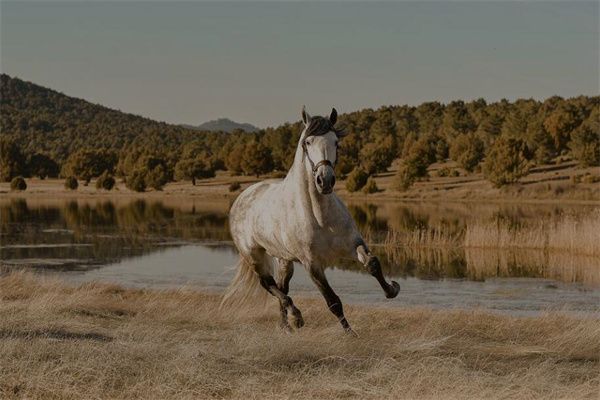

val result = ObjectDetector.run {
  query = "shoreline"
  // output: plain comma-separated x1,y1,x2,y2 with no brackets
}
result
1,177,599,206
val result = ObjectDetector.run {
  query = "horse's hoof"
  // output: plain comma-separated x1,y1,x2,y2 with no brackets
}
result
385,281,400,299
279,323,293,334
291,308,304,329
344,328,359,337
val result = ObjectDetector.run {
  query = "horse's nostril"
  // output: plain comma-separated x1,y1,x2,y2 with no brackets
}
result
316,176,323,186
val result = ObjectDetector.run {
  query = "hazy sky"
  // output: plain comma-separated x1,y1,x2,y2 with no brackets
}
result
1,1,598,127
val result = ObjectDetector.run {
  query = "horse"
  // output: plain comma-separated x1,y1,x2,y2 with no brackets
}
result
223,106,400,333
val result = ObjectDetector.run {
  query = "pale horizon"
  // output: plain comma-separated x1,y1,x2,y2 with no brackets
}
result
2,1,598,128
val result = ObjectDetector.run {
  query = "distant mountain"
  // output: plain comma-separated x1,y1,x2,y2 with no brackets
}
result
185,118,259,133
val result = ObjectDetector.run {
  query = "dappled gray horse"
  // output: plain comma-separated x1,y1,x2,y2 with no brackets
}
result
224,107,400,333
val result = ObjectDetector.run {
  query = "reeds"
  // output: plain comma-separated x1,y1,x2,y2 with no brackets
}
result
383,211,600,256
380,211,600,285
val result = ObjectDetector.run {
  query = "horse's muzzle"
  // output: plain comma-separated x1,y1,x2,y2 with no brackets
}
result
315,170,335,195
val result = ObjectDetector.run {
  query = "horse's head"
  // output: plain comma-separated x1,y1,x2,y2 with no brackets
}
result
300,106,347,195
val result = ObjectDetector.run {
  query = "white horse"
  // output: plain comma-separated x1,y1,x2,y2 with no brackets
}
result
224,107,400,333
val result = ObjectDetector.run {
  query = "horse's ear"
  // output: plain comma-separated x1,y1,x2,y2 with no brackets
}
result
301,105,311,126
329,108,337,125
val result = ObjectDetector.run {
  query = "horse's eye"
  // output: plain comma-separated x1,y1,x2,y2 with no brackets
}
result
305,140,311,146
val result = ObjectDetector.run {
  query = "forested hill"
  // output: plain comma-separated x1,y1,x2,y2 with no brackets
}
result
0,74,223,163
1,73,598,191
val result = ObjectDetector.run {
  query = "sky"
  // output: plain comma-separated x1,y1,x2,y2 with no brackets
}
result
1,1,598,128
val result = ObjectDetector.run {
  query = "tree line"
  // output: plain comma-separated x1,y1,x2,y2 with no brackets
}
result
1,74,598,191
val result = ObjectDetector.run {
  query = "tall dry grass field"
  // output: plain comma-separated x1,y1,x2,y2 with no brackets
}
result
0,272,598,399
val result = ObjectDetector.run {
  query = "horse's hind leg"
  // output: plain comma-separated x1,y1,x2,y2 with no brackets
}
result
308,265,354,334
356,240,400,299
253,251,304,330
275,259,294,329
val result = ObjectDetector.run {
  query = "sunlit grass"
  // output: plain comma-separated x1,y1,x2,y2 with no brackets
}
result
0,272,599,399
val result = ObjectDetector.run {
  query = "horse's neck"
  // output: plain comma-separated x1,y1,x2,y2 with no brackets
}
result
284,145,335,226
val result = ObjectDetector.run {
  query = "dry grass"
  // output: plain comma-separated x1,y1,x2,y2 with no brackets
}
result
384,212,600,256
1,272,599,399
465,212,600,256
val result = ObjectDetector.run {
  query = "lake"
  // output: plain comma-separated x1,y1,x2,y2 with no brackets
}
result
1,197,599,316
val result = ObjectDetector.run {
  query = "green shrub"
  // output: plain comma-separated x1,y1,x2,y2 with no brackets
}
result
345,167,369,192
450,169,460,177
362,177,379,194
126,171,146,192
10,176,26,191
96,171,116,191
394,163,417,191
145,165,169,190
436,167,450,177
64,176,78,190
569,121,600,167
449,133,485,173
229,181,241,192
483,137,530,187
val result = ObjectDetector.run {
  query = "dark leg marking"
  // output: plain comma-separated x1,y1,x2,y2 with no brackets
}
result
308,266,354,334
356,243,400,299
259,274,304,330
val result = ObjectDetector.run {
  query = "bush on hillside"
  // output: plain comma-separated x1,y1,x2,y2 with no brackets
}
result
96,171,116,191
126,170,146,192
483,137,530,187
10,176,26,191
345,167,369,192
362,177,379,194
64,176,78,190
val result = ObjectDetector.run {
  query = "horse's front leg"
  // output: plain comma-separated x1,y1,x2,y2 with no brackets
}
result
355,240,400,299
275,259,294,330
307,265,355,334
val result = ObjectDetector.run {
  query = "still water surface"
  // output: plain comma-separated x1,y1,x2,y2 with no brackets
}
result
1,198,599,315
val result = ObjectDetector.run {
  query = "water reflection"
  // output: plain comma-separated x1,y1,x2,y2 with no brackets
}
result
1,198,599,286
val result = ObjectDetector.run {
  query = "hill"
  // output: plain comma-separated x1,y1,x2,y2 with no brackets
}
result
0,74,224,163
1,73,598,192
185,118,259,133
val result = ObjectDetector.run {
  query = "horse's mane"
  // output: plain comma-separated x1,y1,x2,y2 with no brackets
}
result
305,116,345,137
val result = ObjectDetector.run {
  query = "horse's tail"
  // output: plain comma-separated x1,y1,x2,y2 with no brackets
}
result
220,256,271,309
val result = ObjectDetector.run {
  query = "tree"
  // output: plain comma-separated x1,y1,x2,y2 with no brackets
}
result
96,171,116,190
10,176,27,191
345,167,369,192
441,101,476,139
362,177,379,194
360,135,396,174
174,155,215,185
145,164,169,190
569,111,600,167
0,137,26,182
226,142,246,175
241,140,273,177
483,137,531,187
28,153,59,179
126,170,146,192
64,176,79,190
449,133,485,172
393,141,432,191
543,104,581,154
61,149,117,184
